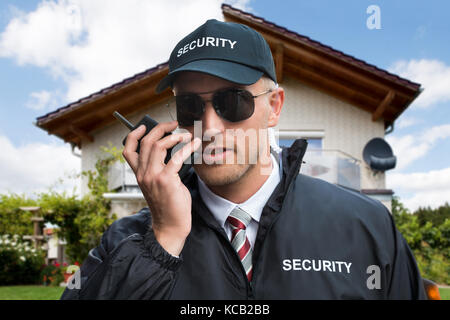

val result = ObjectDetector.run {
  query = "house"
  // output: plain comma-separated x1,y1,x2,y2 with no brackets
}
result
35,4,421,218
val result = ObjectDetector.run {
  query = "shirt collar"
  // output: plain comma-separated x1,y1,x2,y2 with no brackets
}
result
197,154,281,229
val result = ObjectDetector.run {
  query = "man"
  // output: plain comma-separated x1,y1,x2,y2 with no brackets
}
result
61,19,426,299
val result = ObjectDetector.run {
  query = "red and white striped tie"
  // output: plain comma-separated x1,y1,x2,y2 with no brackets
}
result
227,206,253,282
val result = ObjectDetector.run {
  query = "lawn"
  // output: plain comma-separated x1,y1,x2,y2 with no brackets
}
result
0,285,448,300
0,286,65,300
439,287,450,300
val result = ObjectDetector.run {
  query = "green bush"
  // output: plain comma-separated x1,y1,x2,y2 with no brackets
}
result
415,248,450,285
415,203,450,228
392,197,450,285
0,195,37,235
0,235,46,285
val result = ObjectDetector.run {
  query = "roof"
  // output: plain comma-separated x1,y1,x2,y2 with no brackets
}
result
222,4,420,89
36,4,421,148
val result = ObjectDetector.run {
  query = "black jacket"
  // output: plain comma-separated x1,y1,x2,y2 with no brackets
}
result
61,139,426,300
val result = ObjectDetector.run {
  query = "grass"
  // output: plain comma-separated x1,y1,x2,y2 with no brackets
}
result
0,285,448,300
439,287,450,300
0,285,65,300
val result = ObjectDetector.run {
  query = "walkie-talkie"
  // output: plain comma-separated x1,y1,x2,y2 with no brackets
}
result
113,111,193,180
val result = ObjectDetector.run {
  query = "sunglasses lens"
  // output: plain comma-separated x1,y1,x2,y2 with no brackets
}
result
176,95,204,126
176,88,256,125
214,89,255,122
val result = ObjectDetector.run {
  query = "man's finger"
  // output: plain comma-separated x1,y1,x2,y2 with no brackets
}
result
122,124,146,172
165,137,202,174
145,132,193,176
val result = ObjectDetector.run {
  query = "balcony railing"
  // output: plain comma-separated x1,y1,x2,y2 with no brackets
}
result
301,149,361,191
108,149,361,193
108,161,140,193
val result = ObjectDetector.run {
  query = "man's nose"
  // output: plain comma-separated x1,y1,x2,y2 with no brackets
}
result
201,101,226,138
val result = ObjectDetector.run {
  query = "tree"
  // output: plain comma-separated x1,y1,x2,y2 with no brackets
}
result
391,196,450,284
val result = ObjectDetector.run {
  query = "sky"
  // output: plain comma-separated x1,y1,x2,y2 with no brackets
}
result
0,0,449,211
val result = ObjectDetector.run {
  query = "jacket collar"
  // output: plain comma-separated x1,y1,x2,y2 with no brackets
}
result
269,138,308,211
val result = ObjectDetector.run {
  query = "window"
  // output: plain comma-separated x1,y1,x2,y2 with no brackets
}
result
275,130,323,150
278,138,322,149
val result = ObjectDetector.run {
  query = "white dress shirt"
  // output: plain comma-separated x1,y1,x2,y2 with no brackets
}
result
197,154,281,248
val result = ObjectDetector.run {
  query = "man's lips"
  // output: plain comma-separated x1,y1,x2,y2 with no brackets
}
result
203,146,233,155
202,146,234,163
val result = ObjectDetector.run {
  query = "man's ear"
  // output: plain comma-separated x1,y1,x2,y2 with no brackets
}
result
267,87,284,127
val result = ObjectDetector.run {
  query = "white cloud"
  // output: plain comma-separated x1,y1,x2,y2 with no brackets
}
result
25,90,60,110
396,116,420,129
387,167,450,211
422,123,450,142
389,59,450,108
0,0,251,103
0,135,80,196
386,124,450,211
386,124,450,170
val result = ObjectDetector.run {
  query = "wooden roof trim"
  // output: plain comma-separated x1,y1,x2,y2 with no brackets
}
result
372,91,395,122
264,33,412,101
284,61,379,113
69,125,94,143
274,42,284,83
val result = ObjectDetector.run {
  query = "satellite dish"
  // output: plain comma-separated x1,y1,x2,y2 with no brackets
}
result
362,137,396,172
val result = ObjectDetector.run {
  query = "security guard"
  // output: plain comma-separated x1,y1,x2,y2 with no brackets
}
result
61,19,426,300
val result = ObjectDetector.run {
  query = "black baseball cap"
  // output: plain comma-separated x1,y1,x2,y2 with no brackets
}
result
156,19,277,93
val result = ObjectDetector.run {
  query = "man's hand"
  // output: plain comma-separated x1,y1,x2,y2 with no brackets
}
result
122,120,201,256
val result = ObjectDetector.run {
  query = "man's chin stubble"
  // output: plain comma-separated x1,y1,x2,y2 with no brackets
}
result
194,163,255,187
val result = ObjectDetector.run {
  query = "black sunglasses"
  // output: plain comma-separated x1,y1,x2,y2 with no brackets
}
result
174,87,274,126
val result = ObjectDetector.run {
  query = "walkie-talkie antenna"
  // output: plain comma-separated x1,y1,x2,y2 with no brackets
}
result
113,111,134,130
